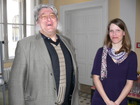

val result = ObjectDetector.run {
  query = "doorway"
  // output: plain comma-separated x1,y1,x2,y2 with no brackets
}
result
60,0,108,85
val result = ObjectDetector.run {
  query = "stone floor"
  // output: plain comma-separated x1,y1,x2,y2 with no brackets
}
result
79,84,91,105
79,91,91,105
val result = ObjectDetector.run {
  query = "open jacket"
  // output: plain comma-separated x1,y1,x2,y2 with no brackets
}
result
8,33,79,105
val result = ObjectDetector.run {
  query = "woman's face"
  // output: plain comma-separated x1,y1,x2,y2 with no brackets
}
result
109,23,125,45
37,8,58,35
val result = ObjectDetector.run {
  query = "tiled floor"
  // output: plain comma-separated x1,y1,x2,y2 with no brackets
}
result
79,91,91,105
79,84,91,105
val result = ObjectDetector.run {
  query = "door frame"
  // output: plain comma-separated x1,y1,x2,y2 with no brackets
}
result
60,0,108,36
60,0,108,85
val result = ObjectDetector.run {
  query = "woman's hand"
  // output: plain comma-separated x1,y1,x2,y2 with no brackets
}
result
106,100,118,105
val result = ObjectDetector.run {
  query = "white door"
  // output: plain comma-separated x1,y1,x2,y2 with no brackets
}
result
60,0,108,85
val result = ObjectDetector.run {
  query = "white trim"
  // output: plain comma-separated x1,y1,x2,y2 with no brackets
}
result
120,0,136,50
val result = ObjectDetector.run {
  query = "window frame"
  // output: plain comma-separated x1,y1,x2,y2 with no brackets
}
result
0,0,40,61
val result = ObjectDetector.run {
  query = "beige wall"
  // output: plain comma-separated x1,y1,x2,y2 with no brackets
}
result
40,0,92,17
40,0,48,4
41,0,140,71
54,0,91,11
108,0,120,21
40,0,120,20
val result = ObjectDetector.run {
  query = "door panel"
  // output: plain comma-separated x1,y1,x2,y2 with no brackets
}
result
60,1,108,85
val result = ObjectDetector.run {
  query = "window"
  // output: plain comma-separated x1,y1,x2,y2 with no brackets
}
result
0,0,40,60
0,0,4,42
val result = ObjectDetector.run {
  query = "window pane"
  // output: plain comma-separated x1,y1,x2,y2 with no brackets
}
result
5,0,39,60
26,25,35,36
0,24,4,41
26,0,35,24
0,0,3,23
8,24,23,58
7,0,23,24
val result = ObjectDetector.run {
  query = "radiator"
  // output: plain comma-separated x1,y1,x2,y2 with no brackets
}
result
3,67,11,83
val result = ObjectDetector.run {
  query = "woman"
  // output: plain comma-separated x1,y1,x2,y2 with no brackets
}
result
91,18,137,105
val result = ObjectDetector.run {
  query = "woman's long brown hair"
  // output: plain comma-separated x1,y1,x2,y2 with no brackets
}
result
104,18,131,53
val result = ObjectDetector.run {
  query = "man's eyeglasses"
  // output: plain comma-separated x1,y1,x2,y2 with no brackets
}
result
39,13,56,20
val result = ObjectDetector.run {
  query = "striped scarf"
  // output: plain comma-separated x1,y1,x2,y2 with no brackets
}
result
101,46,128,80
51,43,66,105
